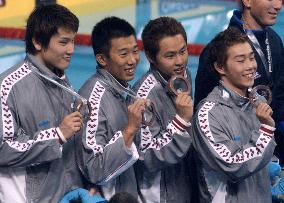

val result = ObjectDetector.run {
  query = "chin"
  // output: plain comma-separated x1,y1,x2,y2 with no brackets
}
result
244,84,254,90
265,19,277,26
58,65,69,71
125,76,134,82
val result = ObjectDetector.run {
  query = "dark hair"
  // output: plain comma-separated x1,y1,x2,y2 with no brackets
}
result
91,16,136,57
208,27,249,71
25,4,79,54
142,16,187,61
109,192,138,203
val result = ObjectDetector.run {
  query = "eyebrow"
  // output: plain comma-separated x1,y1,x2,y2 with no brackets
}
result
180,45,187,50
234,51,254,59
117,44,139,52
59,37,73,41
164,44,187,53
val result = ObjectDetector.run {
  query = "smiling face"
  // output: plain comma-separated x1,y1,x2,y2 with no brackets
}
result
243,0,282,29
150,34,188,78
33,27,76,71
216,42,257,96
98,35,140,82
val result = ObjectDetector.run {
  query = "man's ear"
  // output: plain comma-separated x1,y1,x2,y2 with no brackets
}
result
32,38,42,51
96,54,107,67
242,0,251,9
214,62,226,76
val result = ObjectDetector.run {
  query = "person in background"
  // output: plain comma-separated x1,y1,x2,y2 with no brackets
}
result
0,4,85,203
193,27,276,203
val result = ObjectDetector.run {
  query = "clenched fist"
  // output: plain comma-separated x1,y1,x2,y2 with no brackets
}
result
256,102,275,127
123,99,148,148
175,92,193,123
59,111,83,140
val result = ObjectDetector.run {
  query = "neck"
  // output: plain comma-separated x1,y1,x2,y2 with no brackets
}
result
104,69,128,88
152,65,171,82
242,11,264,30
33,54,64,77
115,77,128,87
221,80,248,98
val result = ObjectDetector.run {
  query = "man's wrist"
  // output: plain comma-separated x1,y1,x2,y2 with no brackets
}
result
56,127,67,144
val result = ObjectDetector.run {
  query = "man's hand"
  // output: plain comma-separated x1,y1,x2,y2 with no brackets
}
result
256,102,275,127
59,111,83,140
175,92,193,123
123,99,148,148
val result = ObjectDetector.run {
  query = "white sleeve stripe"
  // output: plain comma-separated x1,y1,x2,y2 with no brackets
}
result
5,128,59,152
0,63,59,151
140,121,187,152
136,74,157,99
85,82,124,156
198,101,273,163
1,63,32,141
85,81,106,155
137,74,188,152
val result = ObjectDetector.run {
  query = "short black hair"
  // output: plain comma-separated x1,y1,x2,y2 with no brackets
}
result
109,192,138,203
91,16,136,57
25,4,79,54
208,27,250,71
142,16,187,61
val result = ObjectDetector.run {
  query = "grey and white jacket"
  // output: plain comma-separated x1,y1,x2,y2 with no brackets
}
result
0,54,84,203
132,68,195,203
76,68,139,200
192,83,276,203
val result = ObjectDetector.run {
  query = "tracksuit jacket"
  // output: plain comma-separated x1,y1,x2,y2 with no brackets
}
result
192,83,276,203
132,68,195,203
0,54,84,202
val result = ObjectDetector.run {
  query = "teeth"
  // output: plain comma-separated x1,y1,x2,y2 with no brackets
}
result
244,73,255,78
126,69,134,73
175,68,184,74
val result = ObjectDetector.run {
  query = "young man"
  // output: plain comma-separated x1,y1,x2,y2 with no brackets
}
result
0,4,84,203
192,27,276,203
132,17,194,202
194,0,284,162
76,17,146,200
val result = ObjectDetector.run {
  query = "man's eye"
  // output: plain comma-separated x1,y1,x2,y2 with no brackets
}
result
237,60,245,63
120,53,128,57
165,55,174,58
180,49,186,55
59,41,68,45
133,49,139,54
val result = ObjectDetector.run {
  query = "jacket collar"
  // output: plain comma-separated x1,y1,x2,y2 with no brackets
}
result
96,67,130,98
229,10,267,36
216,82,250,109
26,54,67,83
